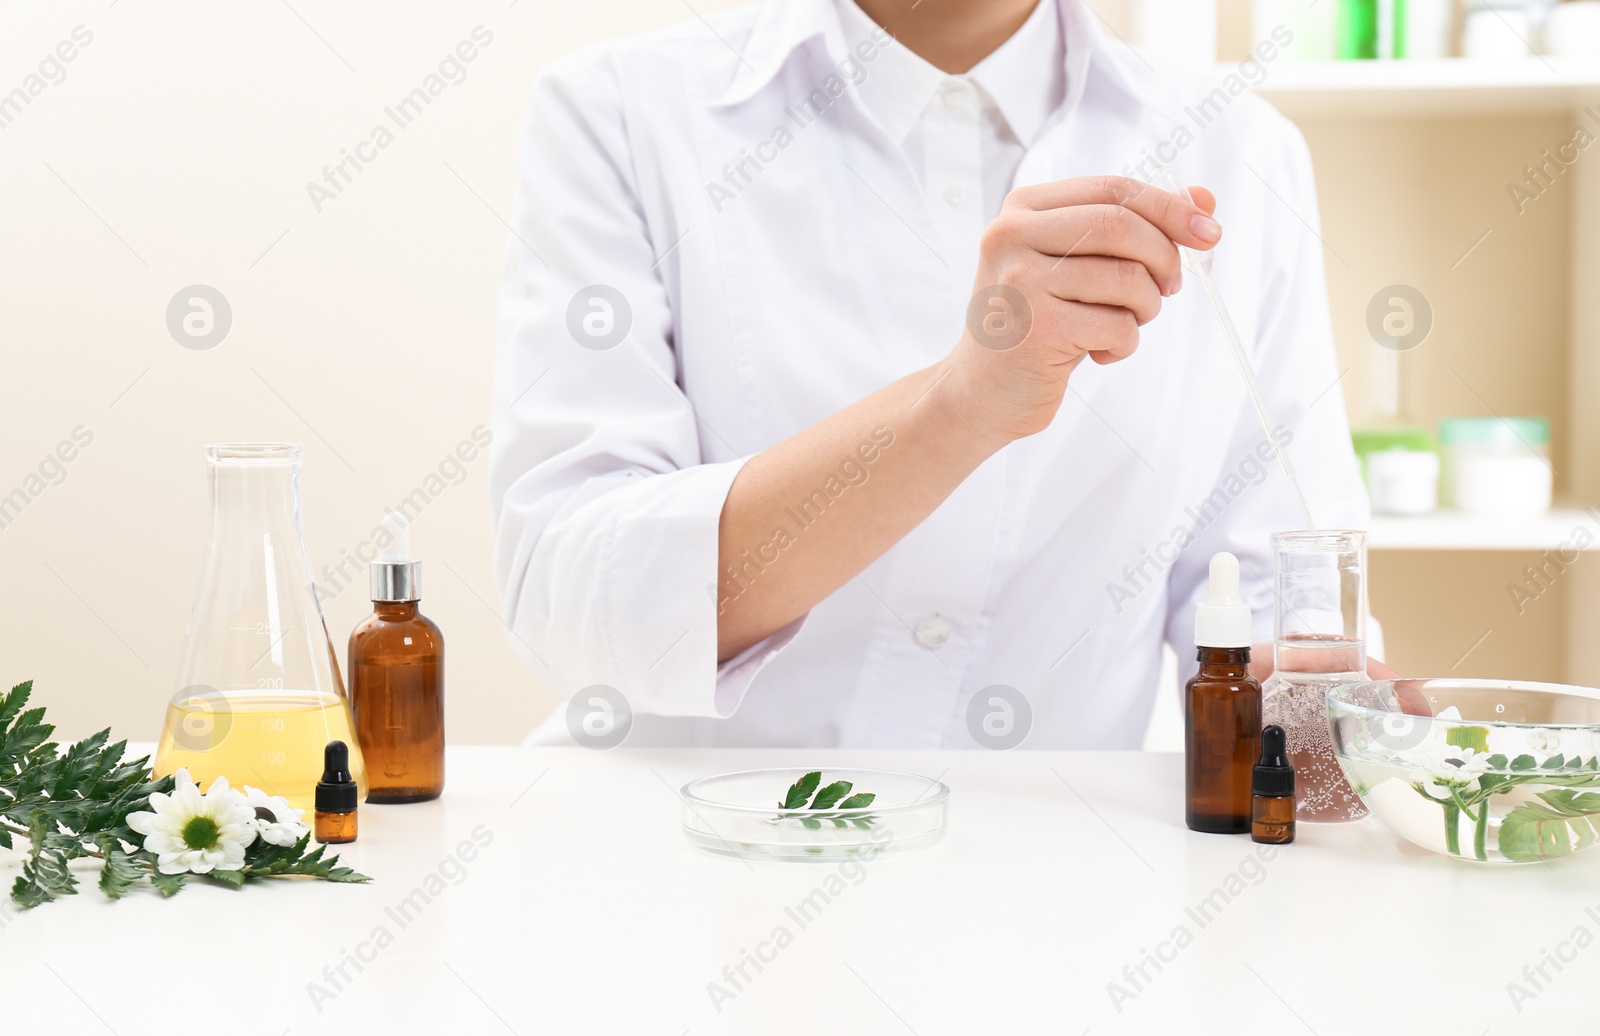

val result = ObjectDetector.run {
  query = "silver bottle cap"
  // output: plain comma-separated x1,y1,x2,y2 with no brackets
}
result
371,560,420,602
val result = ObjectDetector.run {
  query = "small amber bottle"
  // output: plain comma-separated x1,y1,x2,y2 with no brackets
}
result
348,512,444,803
315,740,359,844
1185,553,1262,834
1252,724,1296,845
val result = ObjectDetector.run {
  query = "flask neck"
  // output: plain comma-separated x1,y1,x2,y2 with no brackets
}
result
373,601,419,620
210,462,302,538
176,444,346,719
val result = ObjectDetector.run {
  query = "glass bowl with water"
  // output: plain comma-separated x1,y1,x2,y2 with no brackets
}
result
1329,679,1600,864
680,768,947,862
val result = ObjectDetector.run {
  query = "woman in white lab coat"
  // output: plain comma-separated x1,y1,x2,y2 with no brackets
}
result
489,0,1380,747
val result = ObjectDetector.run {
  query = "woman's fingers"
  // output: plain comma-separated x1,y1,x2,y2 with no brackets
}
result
1042,254,1163,325
1008,175,1222,251
1058,300,1141,363
1010,203,1182,295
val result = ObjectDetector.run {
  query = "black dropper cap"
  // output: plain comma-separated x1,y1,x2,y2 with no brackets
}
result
1253,725,1295,798
316,740,358,813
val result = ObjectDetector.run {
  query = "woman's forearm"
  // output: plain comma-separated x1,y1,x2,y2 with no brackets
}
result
714,359,1001,661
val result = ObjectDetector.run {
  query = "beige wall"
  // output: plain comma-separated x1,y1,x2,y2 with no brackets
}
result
0,0,748,744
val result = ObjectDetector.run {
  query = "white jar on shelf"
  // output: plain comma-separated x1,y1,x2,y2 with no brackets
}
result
1463,7,1534,59
1367,449,1440,515
1542,1,1600,57
1438,416,1553,517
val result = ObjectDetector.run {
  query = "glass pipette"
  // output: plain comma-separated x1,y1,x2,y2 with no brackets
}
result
1149,167,1317,531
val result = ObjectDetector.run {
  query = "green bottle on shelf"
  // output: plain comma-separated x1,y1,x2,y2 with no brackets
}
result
1338,0,1379,59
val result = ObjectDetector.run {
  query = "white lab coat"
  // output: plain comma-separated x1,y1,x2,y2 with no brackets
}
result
489,0,1372,748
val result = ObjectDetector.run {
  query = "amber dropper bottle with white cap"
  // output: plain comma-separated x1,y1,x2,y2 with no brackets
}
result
347,512,445,803
1184,552,1262,834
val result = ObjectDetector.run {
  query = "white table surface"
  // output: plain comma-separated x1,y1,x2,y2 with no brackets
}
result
3,746,1595,1034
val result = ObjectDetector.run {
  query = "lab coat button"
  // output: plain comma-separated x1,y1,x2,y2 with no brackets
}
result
914,613,952,649
943,183,967,207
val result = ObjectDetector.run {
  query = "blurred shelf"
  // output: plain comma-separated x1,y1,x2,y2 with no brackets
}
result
1245,58,1600,117
1368,503,1600,551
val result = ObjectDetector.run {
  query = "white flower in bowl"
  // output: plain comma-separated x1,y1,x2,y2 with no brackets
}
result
1410,742,1494,790
126,770,257,874
241,785,308,847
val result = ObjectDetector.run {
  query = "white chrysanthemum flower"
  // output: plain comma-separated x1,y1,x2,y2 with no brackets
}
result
126,770,257,874
1411,742,1494,789
242,785,308,847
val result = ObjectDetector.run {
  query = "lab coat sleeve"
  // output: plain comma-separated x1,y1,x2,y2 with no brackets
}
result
1163,114,1380,679
489,52,801,721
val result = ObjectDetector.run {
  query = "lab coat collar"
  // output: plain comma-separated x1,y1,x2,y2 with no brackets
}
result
834,0,1063,149
711,0,840,108
712,0,1143,128
968,0,1063,148
833,0,942,146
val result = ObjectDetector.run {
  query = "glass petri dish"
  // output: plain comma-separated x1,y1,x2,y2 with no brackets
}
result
680,767,948,862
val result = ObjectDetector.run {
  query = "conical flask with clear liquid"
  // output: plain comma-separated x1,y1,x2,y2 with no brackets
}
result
154,443,365,813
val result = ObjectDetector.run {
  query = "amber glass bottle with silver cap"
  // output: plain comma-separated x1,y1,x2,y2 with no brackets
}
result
347,511,444,802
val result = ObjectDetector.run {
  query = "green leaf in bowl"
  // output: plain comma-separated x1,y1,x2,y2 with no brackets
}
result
1499,790,1600,861
1446,725,1490,754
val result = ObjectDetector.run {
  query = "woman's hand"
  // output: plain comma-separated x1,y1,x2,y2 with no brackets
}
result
1248,644,1402,685
939,176,1221,449
1247,649,1426,717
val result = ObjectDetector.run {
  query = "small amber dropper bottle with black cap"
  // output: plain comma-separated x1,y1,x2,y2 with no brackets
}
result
1252,724,1295,845
315,740,359,844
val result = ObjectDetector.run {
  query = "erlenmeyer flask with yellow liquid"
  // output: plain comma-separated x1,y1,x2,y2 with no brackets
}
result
155,443,365,813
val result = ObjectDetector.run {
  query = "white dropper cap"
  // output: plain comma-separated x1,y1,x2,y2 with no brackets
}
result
371,510,420,602
377,510,412,563
1194,552,1252,648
